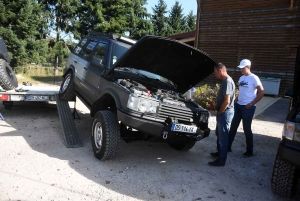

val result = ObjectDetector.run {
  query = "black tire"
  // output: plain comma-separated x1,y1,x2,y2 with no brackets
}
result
91,110,120,161
271,155,299,198
169,141,196,151
0,59,18,90
59,71,75,101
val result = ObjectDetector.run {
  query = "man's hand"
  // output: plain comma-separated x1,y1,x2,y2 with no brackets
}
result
245,103,253,109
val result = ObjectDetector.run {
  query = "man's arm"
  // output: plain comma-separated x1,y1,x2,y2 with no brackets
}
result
218,94,230,114
246,85,265,109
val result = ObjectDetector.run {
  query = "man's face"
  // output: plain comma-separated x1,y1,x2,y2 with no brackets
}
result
240,66,250,75
214,68,221,79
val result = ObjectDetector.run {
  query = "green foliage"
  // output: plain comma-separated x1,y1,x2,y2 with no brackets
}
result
151,0,169,36
14,65,64,83
0,0,197,68
128,0,154,39
194,84,220,110
186,11,196,31
168,1,187,35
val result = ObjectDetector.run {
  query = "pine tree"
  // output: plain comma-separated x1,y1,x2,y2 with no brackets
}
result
38,0,79,71
0,0,48,66
128,0,154,39
186,11,196,31
168,1,186,35
151,0,169,36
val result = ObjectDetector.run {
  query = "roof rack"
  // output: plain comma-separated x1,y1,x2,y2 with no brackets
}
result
87,31,136,44
118,36,136,44
87,31,115,39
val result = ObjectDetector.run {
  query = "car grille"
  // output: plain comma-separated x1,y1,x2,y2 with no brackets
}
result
157,104,195,122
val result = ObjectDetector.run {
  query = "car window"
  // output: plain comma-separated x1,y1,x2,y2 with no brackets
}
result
93,42,107,65
73,38,88,55
81,41,98,60
110,43,131,67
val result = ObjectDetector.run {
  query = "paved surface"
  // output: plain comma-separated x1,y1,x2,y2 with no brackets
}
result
254,96,282,118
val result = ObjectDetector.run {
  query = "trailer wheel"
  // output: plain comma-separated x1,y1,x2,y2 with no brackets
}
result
59,71,75,101
91,110,120,161
271,155,299,198
169,141,195,151
0,59,18,90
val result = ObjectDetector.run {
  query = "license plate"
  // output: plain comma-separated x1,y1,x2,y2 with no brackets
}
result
27,95,49,101
171,123,197,133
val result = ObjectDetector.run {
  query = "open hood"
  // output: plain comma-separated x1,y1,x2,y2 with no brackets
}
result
107,35,217,93
293,46,300,107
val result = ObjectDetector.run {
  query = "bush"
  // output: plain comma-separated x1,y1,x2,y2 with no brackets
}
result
194,84,220,110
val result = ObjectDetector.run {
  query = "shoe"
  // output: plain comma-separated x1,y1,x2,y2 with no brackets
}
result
210,152,219,157
243,151,253,157
208,159,225,167
210,148,232,157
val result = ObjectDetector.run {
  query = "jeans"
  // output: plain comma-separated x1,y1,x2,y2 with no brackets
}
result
215,108,234,164
228,102,256,153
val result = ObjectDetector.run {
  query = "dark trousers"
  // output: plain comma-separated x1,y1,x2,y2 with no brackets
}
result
228,102,256,153
216,108,234,164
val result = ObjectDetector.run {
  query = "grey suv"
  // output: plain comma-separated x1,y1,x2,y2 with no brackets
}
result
59,32,217,160
271,46,300,199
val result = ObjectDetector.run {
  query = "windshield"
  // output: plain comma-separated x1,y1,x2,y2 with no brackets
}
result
110,42,132,67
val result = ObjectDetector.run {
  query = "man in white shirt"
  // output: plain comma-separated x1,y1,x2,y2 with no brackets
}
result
228,59,265,157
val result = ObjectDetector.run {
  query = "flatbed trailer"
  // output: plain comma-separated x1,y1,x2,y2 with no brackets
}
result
0,85,59,109
0,85,82,148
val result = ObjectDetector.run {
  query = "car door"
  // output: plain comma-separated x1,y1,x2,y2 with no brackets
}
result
69,38,89,92
76,40,99,101
83,41,108,103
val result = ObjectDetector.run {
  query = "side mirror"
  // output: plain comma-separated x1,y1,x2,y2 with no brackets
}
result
91,57,103,67
284,87,293,98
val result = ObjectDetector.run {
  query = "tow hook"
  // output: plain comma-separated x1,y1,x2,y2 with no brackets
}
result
162,131,168,139
196,135,202,141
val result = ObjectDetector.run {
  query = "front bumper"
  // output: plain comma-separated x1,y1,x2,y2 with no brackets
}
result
117,110,210,142
277,139,300,168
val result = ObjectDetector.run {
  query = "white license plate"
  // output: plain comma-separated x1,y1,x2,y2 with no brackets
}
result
171,123,197,133
27,95,49,101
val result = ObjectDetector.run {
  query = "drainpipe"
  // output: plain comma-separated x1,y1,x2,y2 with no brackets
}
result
194,0,201,49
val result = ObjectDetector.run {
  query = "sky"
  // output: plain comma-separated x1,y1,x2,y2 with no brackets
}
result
145,0,197,16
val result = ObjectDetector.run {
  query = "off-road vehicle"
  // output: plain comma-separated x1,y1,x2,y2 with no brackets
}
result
271,46,300,199
0,38,18,90
59,32,217,160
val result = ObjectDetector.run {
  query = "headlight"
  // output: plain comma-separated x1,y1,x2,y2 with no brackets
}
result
127,94,159,114
282,121,295,140
199,112,209,123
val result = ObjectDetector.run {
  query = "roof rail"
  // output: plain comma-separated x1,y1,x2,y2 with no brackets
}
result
118,36,136,44
88,31,114,39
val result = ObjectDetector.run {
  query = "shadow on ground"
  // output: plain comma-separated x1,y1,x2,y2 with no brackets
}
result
0,99,295,201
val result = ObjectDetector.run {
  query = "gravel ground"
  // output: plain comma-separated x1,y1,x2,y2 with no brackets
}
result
0,95,295,201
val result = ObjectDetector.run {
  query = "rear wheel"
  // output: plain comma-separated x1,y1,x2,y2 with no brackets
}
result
169,141,196,151
91,110,120,160
59,71,75,101
0,59,18,90
271,155,299,198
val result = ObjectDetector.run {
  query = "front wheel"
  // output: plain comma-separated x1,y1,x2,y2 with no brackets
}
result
91,110,120,161
59,71,75,101
271,155,299,198
169,141,196,151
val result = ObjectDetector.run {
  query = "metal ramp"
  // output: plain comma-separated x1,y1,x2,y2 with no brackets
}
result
55,95,82,148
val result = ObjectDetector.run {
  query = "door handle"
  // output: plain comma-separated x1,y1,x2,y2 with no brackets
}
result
74,60,77,63
84,67,88,70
